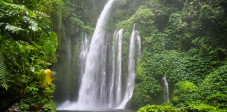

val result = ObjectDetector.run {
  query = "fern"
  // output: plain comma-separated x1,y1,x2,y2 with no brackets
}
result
0,51,9,90
5,24,23,33
0,1,40,37
43,32,58,56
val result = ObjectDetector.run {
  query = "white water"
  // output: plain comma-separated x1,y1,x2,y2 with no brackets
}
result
118,24,142,108
116,29,123,105
108,29,124,107
79,33,90,78
162,75,169,102
108,31,117,107
58,0,143,110
136,31,142,59
77,0,115,108
58,0,115,110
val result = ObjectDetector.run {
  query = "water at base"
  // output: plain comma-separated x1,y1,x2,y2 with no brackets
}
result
57,109,135,112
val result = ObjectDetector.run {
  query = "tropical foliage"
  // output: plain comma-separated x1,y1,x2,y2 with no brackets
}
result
111,0,227,111
1,0,227,111
0,0,59,111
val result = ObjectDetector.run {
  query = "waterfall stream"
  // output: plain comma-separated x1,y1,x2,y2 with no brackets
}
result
57,0,142,110
58,0,115,110
118,24,142,109
162,75,170,102
115,29,123,105
108,29,124,107
76,0,114,109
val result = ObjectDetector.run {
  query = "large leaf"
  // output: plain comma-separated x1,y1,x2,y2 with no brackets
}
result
5,24,23,33
43,32,58,56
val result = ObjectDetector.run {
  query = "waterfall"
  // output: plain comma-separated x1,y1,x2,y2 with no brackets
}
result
162,75,169,102
108,29,123,107
58,0,115,110
118,24,142,108
137,30,142,59
57,0,142,110
77,0,115,108
116,29,123,105
108,31,117,107
78,33,90,83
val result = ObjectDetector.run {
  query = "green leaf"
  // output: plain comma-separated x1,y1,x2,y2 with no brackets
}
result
43,32,58,56
5,24,23,33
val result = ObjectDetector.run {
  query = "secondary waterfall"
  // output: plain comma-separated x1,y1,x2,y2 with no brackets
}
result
162,75,169,102
57,0,142,110
118,24,142,108
109,29,124,107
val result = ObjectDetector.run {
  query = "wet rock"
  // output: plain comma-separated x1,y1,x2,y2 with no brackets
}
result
8,106,19,112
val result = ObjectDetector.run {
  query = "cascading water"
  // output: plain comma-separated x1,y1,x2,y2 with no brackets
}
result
162,75,169,102
162,34,169,102
78,33,90,82
57,0,142,110
136,31,142,59
115,29,123,105
77,0,114,109
108,31,117,107
108,29,124,107
58,0,115,110
118,24,142,109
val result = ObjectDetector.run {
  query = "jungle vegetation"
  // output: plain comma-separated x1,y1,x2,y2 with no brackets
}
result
0,0,90,111
112,0,227,111
0,0,227,112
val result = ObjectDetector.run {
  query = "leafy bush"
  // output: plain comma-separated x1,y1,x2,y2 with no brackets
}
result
0,0,57,111
138,104,224,112
206,94,227,109
138,105,177,112
171,81,198,106
180,103,221,112
42,100,56,112
175,81,198,94
198,65,227,100
0,1,40,39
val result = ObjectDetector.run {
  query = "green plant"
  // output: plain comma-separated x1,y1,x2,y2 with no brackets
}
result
0,51,9,90
199,65,227,101
180,103,221,112
42,32,58,62
42,100,56,112
138,105,177,112
206,94,227,109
